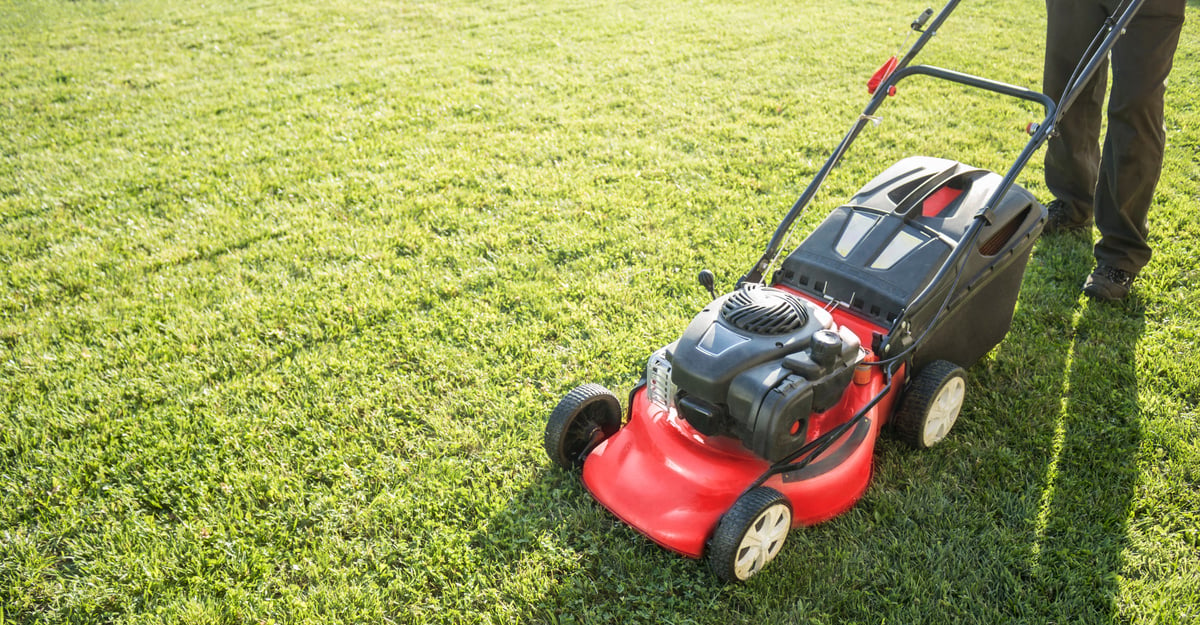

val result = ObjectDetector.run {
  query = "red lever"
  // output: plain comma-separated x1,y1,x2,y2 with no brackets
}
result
867,56,899,96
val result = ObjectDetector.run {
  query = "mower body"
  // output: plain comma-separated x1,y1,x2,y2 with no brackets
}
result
544,0,1140,581
580,156,1045,558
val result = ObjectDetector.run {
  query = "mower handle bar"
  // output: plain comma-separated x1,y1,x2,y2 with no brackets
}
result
739,0,1146,292
730,0,1148,500
877,0,1146,362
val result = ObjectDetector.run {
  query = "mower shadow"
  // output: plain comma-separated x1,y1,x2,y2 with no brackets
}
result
967,233,1147,620
475,464,723,622
509,234,1145,624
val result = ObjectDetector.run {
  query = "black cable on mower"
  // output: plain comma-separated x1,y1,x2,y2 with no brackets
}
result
740,359,903,494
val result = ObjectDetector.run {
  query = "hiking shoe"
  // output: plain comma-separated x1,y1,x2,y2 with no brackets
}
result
1083,264,1135,301
1042,199,1092,236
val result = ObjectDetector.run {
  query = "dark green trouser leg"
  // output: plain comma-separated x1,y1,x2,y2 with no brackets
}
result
1043,0,1185,274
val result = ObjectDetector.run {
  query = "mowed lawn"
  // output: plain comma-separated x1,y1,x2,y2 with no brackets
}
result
2,0,1198,623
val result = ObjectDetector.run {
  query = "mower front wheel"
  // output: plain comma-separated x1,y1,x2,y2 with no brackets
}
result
893,360,966,449
708,487,792,583
543,383,622,470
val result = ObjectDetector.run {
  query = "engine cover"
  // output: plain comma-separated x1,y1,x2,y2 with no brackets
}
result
670,284,862,462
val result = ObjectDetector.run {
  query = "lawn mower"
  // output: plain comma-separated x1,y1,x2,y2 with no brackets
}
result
543,0,1147,582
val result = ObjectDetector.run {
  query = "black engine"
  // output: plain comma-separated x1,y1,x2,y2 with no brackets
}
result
668,284,862,462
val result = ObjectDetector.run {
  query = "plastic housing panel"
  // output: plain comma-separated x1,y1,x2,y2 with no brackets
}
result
776,156,1045,369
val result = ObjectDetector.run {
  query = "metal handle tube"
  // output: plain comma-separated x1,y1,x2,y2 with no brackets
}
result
880,0,1147,360
739,0,964,286
889,65,1055,110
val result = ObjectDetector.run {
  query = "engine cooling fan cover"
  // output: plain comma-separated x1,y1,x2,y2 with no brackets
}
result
720,285,810,336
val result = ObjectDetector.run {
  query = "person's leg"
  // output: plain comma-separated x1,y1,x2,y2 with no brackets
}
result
1091,0,1186,275
1043,0,1109,228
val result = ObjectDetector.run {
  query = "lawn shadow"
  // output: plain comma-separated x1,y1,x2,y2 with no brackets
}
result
473,462,723,623
997,234,1147,619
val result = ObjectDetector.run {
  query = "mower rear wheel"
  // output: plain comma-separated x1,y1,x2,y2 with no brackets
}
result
894,360,966,449
544,383,622,470
708,487,792,583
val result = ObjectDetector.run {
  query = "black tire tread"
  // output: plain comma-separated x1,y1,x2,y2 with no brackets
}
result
708,487,791,584
543,383,621,470
893,360,965,449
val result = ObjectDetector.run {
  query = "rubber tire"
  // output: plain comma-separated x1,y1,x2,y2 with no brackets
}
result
543,383,622,470
893,360,966,449
708,487,792,584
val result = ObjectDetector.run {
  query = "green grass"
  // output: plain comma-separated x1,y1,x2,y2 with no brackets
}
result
2,0,1198,622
